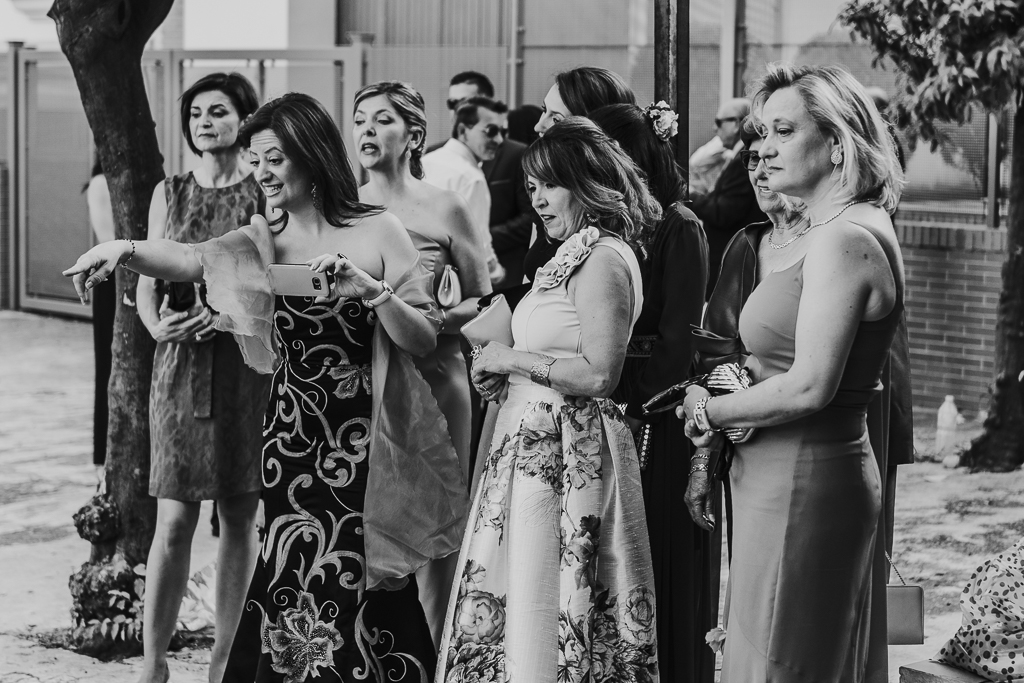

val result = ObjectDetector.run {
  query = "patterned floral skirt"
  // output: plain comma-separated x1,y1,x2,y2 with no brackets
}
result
435,383,659,683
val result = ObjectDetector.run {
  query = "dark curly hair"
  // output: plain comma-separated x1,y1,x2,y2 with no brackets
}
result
239,93,383,228
180,72,259,157
522,117,662,248
353,80,428,180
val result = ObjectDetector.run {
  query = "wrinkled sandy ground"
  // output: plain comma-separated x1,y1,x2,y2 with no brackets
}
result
0,310,1021,682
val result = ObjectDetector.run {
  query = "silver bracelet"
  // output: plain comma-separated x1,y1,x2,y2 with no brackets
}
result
530,355,556,387
689,462,710,477
693,396,719,433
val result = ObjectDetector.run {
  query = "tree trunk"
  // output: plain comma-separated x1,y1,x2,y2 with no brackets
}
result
49,0,175,563
963,105,1024,472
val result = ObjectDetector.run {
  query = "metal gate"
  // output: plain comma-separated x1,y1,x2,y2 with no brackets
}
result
2,45,368,319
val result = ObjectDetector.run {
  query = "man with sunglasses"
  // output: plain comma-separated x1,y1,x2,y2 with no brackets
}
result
430,72,535,289
689,97,751,195
690,117,767,298
423,95,511,284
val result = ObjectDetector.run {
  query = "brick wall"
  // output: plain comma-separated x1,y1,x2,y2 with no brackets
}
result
897,222,1005,419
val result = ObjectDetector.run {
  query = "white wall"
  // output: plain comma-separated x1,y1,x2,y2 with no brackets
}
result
184,0,289,49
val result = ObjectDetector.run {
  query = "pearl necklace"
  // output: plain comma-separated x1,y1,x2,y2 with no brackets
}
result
767,200,865,250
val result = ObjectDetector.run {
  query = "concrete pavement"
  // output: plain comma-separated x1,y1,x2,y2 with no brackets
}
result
0,311,214,682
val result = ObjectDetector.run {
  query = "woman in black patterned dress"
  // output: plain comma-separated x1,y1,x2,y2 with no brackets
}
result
65,93,466,683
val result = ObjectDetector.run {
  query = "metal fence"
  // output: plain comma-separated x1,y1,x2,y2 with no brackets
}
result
1,45,368,318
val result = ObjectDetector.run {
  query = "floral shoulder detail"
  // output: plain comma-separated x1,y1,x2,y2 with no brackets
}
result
533,226,601,292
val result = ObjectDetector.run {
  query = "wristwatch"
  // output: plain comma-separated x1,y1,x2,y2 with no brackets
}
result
362,280,394,308
530,355,557,387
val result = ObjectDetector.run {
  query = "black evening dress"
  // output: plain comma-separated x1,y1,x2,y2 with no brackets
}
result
611,203,716,683
193,220,469,683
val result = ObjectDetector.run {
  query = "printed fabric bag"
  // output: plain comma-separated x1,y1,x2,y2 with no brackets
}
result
936,538,1024,681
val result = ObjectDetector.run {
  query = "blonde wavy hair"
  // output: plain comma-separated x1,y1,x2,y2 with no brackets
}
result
751,63,904,214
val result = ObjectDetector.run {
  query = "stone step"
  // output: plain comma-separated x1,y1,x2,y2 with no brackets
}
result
899,660,989,683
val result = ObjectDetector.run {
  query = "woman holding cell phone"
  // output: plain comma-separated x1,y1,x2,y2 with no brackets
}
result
65,93,466,683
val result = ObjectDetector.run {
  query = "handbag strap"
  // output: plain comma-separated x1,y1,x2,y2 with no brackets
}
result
885,551,908,586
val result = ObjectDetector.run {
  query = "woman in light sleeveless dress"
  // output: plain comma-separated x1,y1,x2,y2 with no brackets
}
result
352,81,492,646
436,118,661,682
679,64,906,683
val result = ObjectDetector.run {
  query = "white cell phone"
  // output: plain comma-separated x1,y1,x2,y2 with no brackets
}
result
268,264,333,297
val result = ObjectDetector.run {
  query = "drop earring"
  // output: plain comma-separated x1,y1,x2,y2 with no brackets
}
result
831,149,843,165
311,183,323,213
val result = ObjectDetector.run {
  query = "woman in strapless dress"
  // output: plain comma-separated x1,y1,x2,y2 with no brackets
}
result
352,81,492,647
679,63,906,683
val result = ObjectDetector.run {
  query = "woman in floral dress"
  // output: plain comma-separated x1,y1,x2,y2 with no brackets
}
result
438,118,661,682
65,93,469,683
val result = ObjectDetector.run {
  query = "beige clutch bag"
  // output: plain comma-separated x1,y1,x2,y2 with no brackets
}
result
461,294,514,349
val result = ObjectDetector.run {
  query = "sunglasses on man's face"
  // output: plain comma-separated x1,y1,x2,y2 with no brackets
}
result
739,149,762,172
715,116,739,128
446,98,463,111
478,123,508,139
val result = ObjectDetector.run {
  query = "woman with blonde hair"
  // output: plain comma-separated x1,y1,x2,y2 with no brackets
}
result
679,63,905,683
352,80,491,647
437,118,660,682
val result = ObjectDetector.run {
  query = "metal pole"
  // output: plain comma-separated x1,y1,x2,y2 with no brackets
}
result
677,0,690,169
507,0,524,109
4,42,22,310
655,0,690,177
654,0,678,110
734,0,747,97
987,111,1000,228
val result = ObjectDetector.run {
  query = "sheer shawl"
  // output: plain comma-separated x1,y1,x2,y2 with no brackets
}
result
193,220,470,590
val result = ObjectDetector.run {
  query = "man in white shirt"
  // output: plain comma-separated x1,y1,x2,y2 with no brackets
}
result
422,96,508,283
688,97,750,195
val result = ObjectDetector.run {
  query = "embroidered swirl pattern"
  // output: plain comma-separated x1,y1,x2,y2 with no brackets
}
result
238,294,433,682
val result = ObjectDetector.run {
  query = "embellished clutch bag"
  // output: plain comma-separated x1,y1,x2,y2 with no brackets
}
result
461,294,513,349
641,362,756,444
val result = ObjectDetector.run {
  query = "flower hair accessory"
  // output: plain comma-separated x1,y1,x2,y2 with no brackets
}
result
645,101,679,142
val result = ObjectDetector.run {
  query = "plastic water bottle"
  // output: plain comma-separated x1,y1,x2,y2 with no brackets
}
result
935,395,959,453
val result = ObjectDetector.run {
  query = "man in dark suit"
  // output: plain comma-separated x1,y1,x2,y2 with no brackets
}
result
482,140,533,288
433,71,535,288
690,122,768,298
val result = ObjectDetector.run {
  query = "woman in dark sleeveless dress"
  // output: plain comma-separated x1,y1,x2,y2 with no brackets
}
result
134,72,269,683
65,93,467,683
589,103,715,683
352,81,491,647
678,64,905,683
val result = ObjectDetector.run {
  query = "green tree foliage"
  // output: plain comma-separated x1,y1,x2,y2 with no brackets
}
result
841,0,1024,471
841,0,1022,137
